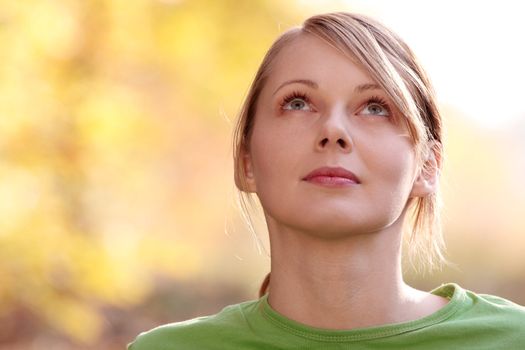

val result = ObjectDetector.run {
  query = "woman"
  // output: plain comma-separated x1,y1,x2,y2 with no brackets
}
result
129,12,525,349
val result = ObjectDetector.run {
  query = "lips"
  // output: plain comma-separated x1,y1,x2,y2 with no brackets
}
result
303,166,360,184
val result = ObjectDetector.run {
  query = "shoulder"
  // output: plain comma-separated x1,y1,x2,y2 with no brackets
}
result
434,283,525,336
462,285,525,316
128,316,212,350
471,290,525,322
434,283,525,313
128,299,260,350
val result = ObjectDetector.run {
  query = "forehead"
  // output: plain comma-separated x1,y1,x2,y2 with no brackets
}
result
265,34,375,91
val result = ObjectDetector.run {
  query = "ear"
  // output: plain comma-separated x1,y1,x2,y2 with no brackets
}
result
235,148,257,193
410,141,442,198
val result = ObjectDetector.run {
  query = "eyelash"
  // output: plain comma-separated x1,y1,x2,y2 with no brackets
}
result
365,96,392,116
279,91,392,116
279,91,311,109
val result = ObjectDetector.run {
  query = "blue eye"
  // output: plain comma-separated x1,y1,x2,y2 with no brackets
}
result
284,98,310,111
360,97,391,117
280,91,313,111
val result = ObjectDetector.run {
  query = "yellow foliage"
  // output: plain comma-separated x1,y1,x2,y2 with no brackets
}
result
42,295,103,344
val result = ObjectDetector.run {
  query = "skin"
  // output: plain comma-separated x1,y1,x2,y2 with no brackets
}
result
240,33,447,330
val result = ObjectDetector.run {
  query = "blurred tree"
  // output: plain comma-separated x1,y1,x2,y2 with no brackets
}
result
0,0,302,347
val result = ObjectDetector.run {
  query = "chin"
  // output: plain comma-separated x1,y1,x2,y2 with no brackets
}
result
287,215,387,240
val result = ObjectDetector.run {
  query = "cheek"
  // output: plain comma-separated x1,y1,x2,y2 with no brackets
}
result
384,149,414,182
248,121,308,214
249,126,291,188
363,137,417,198
249,117,306,176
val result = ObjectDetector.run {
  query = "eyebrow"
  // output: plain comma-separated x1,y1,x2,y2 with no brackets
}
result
354,83,382,93
272,79,382,96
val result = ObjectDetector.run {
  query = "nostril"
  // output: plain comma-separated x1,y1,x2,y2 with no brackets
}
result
318,137,351,151
319,138,348,148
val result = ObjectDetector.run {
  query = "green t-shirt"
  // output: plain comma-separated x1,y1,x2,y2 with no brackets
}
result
128,283,525,349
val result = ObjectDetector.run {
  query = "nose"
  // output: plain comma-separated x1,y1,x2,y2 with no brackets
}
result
315,106,353,153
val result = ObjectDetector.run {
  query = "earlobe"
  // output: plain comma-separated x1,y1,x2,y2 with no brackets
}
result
410,142,442,198
236,150,257,193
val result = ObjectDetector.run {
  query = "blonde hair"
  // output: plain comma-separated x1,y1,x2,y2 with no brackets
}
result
231,12,445,297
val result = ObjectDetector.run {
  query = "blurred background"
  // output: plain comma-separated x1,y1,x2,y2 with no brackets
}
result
0,0,524,349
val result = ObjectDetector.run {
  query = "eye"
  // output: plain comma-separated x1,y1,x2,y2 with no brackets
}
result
280,91,313,112
359,97,391,117
285,98,309,111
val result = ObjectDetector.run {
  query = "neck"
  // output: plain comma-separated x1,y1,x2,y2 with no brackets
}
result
265,216,446,330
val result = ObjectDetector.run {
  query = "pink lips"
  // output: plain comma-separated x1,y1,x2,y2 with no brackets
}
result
303,166,360,186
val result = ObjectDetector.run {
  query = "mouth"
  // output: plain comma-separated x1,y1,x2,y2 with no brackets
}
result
302,166,360,186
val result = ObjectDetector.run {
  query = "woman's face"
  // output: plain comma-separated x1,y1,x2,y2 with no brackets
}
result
243,34,426,239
